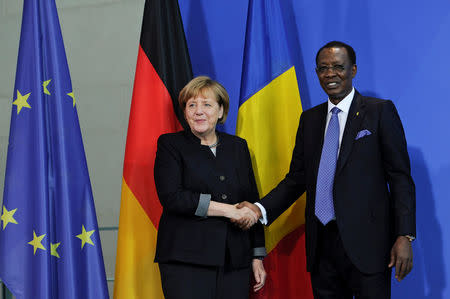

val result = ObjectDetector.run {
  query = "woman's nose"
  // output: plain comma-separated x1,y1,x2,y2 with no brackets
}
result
194,106,203,114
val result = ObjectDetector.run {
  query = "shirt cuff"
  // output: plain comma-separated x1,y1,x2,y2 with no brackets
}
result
254,202,268,225
253,246,267,258
195,193,211,217
404,235,416,242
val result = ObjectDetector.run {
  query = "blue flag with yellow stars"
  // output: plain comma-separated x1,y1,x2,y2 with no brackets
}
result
0,0,109,298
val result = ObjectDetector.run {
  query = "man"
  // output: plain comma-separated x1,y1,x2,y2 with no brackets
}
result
237,41,416,298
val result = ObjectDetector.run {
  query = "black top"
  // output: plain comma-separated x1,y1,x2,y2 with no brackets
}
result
154,130,265,268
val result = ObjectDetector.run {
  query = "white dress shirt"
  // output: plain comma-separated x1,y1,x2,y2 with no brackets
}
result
324,88,354,154
256,88,355,225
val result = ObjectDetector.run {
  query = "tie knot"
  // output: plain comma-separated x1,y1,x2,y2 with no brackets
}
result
331,107,341,115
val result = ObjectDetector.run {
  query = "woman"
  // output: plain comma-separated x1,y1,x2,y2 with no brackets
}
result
154,76,266,299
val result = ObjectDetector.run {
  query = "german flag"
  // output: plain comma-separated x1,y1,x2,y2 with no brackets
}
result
237,1,313,298
113,0,192,298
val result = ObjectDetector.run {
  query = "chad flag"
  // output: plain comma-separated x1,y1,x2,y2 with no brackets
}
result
237,1,313,298
113,0,192,298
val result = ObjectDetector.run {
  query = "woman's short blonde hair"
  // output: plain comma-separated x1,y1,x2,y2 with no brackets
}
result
179,76,230,124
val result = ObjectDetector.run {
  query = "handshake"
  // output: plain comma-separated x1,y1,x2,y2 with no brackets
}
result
229,201,263,230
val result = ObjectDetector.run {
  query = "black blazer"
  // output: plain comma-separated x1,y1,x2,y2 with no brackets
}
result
260,91,415,274
154,130,265,268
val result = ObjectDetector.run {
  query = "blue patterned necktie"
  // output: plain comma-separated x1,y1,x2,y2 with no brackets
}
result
315,107,341,225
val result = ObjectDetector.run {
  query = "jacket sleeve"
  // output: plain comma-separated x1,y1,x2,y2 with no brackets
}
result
379,101,416,237
260,113,307,225
154,135,205,216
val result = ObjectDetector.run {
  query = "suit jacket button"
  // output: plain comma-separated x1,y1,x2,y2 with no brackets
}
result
219,175,225,181
221,194,227,200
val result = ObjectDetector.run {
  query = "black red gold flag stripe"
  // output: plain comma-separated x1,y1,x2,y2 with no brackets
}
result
114,1,192,298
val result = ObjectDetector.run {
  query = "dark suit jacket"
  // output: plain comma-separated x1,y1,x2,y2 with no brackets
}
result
260,90,415,274
154,130,265,269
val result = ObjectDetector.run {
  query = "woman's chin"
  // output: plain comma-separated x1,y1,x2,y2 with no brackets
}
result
192,127,213,136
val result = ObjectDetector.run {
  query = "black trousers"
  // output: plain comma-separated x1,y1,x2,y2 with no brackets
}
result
159,261,250,299
310,221,391,299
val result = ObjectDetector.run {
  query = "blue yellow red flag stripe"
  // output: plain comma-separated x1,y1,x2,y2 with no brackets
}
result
237,1,313,298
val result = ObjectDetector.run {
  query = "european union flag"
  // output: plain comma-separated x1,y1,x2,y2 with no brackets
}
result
0,1,109,298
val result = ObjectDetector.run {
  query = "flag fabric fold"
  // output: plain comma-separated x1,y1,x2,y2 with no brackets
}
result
237,0,313,298
0,1,109,298
113,0,192,298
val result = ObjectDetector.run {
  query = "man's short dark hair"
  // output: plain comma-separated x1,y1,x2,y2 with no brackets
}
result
316,41,356,66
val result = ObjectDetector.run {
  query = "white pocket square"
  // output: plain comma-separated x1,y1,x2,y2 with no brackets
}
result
355,129,371,140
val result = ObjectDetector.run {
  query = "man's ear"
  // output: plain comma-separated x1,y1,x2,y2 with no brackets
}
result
352,64,357,78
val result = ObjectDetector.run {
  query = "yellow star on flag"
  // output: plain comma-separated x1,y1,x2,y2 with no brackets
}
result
76,225,95,249
12,90,31,114
51,242,61,258
43,79,51,95
28,231,46,255
67,91,76,107
1,205,18,230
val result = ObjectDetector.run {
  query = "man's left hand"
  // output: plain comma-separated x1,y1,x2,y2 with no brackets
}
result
388,236,413,281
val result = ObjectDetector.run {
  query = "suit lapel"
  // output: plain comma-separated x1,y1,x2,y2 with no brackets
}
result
312,103,329,179
336,91,366,174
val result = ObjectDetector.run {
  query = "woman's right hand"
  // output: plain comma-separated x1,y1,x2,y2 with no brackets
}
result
206,201,258,229
229,205,258,230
